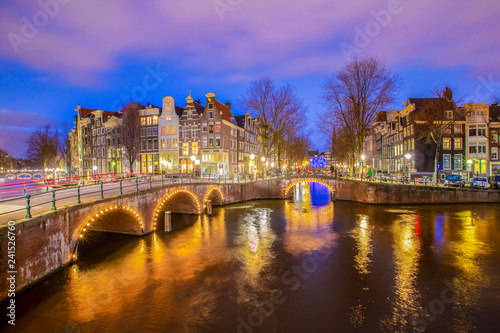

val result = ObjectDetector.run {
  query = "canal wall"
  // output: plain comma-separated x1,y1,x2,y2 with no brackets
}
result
334,179,500,204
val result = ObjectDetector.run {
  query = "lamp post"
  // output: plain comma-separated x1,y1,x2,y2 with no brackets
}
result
405,153,411,183
467,159,473,181
92,165,97,180
361,155,365,180
190,155,196,178
261,156,266,177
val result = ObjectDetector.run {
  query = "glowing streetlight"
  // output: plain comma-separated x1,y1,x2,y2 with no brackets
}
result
405,153,411,182
190,155,196,177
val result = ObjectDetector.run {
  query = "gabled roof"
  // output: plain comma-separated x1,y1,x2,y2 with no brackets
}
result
490,105,500,123
215,100,235,123
408,97,455,110
374,111,387,122
193,101,204,115
234,115,245,128
175,105,184,117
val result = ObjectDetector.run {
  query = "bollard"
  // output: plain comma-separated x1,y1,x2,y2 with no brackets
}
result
45,181,49,193
51,190,56,211
205,200,212,216
77,185,81,204
165,211,172,232
181,173,183,184
136,177,139,192
119,180,123,195
25,194,31,219
149,177,152,189
161,175,164,187
100,182,104,199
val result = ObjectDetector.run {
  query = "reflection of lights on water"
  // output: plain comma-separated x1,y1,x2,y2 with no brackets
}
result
353,215,372,276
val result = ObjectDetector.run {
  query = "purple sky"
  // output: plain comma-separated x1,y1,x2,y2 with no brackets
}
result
1,0,499,157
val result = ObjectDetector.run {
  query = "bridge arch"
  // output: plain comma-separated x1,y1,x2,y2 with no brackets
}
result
284,178,335,198
203,186,224,207
17,173,31,179
71,205,144,261
152,189,201,231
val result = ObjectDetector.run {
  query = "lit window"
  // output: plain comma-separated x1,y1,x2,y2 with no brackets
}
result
153,116,158,125
182,142,189,155
443,138,451,150
147,117,152,125
166,115,171,121
141,118,146,126
172,126,177,135
454,138,462,150
173,139,178,148
216,123,221,131
492,147,498,160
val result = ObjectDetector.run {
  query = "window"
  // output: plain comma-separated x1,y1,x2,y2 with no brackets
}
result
141,118,146,126
93,138,96,145
161,139,165,149
153,139,158,150
443,127,451,134
182,126,189,138
166,115,171,121
161,127,165,135
102,148,105,157
166,139,171,149
209,137,214,147
192,125,198,138
209,125,214,133
492,131,498,143
97,149,100,157
153,116,158,125
166,126,171,135
469,145,477,154
182,142,189,155
454,155,463,170
202,137,207,148
147,139,152,150
454,138,462,150
147,127,152,137
215,136,221,147
153,127,158,136
97,121,100,126
173,139,178,148
93,129,96,135
215,123,221,132
478,125,486,137
443,155,451,170
147,116,152,125
172,126,177,135
454,124,462,134
188,111,192,119
192,142,199,155
492,147,498,160
107,139,111,146
209,111,214,119
445,111,453,119
478,142,487,153
469,125,477,137
209,103,213,109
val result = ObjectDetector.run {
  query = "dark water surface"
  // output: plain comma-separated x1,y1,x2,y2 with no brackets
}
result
2,183,500,332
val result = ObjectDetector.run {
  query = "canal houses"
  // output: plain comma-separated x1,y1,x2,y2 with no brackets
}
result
178,92,204,175
139,104,161,174
158,96,183,173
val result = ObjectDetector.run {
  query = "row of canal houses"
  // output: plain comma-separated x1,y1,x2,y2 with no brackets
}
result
72,92,261,176
363,88,500,179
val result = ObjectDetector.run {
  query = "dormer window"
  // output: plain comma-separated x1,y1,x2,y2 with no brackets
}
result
445,111,453,119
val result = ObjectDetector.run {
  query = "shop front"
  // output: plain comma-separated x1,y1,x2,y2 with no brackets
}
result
141,153,159,174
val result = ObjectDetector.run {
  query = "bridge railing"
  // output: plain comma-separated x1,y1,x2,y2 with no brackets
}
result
0,173,307,221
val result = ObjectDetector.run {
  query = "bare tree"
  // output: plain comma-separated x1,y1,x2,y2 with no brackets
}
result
321,56,402,173
25,124,61,170
0,148,9,170
120,102,141,174
414,87,463,183
239,77,307,167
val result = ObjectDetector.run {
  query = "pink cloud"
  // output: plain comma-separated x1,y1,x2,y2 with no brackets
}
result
0,0,499,86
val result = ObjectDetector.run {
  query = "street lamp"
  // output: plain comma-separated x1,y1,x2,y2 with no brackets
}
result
190,155,196,178
361,155,365,180
405,153,411,182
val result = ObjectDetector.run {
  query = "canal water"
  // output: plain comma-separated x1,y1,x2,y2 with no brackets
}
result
2,183,500,332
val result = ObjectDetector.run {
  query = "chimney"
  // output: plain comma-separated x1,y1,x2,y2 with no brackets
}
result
444,87,453,101
225,101,231,112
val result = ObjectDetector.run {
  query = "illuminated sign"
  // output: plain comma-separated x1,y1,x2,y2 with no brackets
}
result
309,157,327,168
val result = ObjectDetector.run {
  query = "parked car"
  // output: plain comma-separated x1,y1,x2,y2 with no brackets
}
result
470,177,489,189
444,174,465,188
489,175,500,189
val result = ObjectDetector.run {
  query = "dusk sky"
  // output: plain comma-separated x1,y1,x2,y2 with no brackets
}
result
1,0,499,157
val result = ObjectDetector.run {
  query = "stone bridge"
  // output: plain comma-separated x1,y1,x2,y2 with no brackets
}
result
3,176,500,302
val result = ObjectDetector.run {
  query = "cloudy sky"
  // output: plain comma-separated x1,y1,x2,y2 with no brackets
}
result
1,0,499,157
